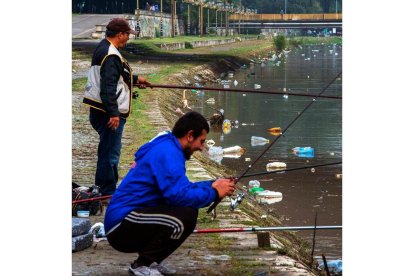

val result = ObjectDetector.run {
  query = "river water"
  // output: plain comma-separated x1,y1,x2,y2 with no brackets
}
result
194,43,342,260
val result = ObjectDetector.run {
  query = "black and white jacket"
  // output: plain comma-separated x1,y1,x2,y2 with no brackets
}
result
83,39,137,118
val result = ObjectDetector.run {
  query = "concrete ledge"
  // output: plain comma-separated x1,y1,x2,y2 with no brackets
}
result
154,37,258,50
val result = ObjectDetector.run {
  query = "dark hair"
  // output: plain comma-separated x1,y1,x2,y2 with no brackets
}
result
105,29,119,38
172,111,209,138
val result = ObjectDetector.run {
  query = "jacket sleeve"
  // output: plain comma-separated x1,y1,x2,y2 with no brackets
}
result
100,55,122,117
152,153,217,208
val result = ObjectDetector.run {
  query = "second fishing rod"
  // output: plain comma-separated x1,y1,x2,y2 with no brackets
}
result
206,72,342,215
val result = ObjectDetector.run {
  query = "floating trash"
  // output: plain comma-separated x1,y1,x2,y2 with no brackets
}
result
222,119,232,134
206,98,215,104
251,136,269,146
293,146,314,155
208,146,223,155
222,145,245,154
249,187,264,194
256,191,283,204
311,168,316,173
266,162,287,171
293,147,315,158
248,180,261,190
336,174,342,179
206,139,215,147
245,157,251,161
283,94,289,99
318,259,342,274
267,127,281,136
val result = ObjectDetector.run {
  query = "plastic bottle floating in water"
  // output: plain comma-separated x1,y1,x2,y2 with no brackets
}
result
266,162,287,171
251,136,269,146
292,147,314,158
222,119,232,134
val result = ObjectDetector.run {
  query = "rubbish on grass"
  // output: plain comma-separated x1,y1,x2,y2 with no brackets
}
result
254,84,261,89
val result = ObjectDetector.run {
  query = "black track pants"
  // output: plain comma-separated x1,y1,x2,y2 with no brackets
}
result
106,206,198,264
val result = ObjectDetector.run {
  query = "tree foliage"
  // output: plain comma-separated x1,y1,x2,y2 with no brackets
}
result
72,0,342,14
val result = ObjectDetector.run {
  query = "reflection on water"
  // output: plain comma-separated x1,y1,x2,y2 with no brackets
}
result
196,44,342,259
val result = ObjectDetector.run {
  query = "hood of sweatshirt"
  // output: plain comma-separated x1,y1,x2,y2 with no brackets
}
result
134,131,184,161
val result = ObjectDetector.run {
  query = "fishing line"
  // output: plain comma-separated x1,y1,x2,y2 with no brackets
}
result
142,84,342,100
207,72,342,215
71,161,341,205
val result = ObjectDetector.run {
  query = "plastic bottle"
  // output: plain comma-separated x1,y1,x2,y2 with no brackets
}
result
251,136,269,146
208,146,223,155
248,180,260,190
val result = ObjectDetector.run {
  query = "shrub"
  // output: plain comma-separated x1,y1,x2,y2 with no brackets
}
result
273,35,287,53
184,41,193,49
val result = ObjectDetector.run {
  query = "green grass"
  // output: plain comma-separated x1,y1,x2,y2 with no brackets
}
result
134,35,257,44
118,62,197,177
288,36,342,46
72,77,87,91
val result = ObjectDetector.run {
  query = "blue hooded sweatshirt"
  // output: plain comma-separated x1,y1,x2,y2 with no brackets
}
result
104,131,217,233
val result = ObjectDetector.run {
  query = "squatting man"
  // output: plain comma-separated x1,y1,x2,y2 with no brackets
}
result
104,111,236,275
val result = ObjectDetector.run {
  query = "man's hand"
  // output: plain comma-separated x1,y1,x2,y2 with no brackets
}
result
212,178,236,199
107,116,120,130
137,76,151,89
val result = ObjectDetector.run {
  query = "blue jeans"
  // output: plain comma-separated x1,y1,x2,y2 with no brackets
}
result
89,109,126,195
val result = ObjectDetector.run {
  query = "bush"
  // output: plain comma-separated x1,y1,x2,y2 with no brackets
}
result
184,41,193,49
273,35,287,53
155,27,160,38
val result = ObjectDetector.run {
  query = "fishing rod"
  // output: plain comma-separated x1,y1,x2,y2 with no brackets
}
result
193,225,342,234
143,84,342,100
207,72,342,215
72,195,112,204
71,162,341,205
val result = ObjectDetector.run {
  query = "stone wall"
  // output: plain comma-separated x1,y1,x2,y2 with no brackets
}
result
136,9,184,38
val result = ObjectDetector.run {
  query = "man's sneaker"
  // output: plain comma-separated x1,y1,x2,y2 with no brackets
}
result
128,265,163,276
150,261,177,275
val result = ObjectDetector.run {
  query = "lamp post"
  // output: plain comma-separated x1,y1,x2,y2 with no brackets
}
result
160,0,163,38
200,1,204,36
285,0,287,15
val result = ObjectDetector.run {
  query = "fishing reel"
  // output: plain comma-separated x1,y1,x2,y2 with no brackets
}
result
230,192,245,211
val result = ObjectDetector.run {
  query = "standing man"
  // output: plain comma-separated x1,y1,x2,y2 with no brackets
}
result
83,18,150,196
104,111,236,276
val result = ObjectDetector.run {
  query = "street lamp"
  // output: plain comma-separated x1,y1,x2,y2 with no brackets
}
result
285,0,287,14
